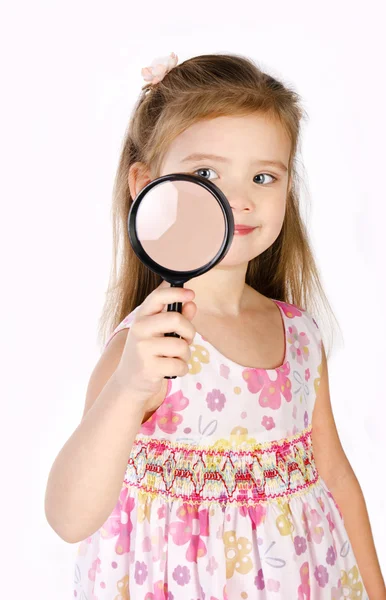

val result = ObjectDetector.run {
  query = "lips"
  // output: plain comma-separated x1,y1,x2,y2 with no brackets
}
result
234,225,256,232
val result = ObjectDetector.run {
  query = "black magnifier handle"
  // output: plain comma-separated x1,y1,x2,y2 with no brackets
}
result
164,283,184,379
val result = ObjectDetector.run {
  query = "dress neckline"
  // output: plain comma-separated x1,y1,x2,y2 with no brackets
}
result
193,298,288,372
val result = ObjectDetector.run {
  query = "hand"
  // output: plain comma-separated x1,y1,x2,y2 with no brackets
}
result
114,281,197,404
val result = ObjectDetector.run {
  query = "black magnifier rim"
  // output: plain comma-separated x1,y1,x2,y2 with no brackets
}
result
128,173,234,285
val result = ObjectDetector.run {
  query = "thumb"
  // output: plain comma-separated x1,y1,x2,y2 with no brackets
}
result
181,300,197,322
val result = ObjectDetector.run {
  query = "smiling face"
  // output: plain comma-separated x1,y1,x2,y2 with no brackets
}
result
158,113,292,267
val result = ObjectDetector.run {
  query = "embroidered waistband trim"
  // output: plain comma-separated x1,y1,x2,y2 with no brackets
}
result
124,428,318,505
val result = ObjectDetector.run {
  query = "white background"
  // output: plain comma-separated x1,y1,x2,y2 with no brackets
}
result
1,0,385,597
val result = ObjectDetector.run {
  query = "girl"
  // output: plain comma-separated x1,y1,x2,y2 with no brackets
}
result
45,53,385,599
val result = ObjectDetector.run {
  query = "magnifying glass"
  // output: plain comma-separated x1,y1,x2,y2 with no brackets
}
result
128,173,234,379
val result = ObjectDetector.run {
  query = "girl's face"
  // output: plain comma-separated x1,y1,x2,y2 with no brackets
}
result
159,113,292,267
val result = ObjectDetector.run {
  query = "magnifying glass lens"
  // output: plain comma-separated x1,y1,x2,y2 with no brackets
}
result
135,179,226,271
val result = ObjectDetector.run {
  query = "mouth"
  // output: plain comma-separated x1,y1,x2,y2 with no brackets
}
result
234,225,258,235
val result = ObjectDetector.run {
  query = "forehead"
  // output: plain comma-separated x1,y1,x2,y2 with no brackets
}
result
163,114,291,166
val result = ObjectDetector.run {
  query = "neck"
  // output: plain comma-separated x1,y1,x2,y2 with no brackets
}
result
185,264,264,318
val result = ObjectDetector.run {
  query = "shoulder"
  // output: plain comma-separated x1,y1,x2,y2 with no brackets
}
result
274,299,322,338
275,299,323,364
103,305,141,351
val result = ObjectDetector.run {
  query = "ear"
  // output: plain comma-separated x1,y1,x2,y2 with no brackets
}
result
128,162,152,199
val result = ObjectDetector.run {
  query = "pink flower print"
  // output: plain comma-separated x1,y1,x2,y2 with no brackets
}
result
144,581,173,600
314,565,329,587
101,486,135,555
262,415,275,430
304,411,309,428
255,569,265,590
297,562,311,600
169,504,209,562
206,388,226,412
242,362,292,409
294,535,307,555
288,325,310,366
274,300,303,319
206,556,218,575
172,565,191,585
239,503,266,530
305,368,310,381
140,389,189,435
302,502,324,544
326,544,337,566
157,505,166,519
135,560,148,585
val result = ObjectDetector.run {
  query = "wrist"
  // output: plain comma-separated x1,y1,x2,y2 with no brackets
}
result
110,371,149,413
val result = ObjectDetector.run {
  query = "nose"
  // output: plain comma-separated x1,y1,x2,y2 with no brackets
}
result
227,191,255,213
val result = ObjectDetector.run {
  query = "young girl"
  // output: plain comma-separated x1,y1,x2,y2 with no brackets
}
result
45,53,385,599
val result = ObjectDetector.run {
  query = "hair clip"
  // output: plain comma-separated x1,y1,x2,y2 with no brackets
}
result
141,52,178,86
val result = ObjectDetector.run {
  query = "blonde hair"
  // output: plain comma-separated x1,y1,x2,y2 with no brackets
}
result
98,52,341,358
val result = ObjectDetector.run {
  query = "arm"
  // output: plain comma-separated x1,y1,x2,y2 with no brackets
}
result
311,343,386,600
44,329,162,544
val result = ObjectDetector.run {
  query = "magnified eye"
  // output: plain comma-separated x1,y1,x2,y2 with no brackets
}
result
194,168,218,180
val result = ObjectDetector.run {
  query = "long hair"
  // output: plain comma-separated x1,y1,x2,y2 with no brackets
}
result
98,53,341,357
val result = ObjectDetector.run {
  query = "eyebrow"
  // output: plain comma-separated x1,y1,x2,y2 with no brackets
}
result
180,153,288,173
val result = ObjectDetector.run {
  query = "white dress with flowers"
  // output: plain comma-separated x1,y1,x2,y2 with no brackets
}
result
73,299,369,599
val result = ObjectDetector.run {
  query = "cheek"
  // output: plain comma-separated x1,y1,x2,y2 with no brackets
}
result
260,201,286,230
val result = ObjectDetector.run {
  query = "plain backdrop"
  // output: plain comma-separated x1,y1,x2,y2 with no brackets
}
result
1,0,385,597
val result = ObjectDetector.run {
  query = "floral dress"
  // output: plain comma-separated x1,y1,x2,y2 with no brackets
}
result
73,299,369,599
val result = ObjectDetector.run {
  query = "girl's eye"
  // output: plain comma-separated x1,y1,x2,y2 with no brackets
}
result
194,168,218,180
254,173,277,185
